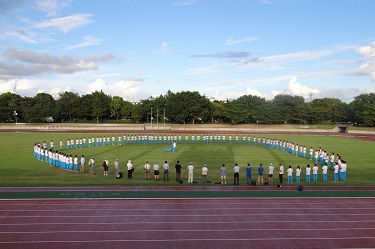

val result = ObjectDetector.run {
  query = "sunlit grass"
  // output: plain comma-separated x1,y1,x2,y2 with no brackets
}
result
0,133,374,186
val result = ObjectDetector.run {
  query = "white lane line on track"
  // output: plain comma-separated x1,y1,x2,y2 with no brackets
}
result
1,237,375,244
2,220,375,225
1,228,375,234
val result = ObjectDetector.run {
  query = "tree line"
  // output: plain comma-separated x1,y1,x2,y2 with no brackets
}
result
0,90,374,126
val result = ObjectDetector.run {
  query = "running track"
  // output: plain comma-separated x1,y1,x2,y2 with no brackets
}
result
1,198,375,249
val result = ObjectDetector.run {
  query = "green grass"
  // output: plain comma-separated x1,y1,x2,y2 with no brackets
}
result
0,133,374,186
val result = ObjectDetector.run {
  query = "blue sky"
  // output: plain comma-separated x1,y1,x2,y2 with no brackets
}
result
0,0,374,103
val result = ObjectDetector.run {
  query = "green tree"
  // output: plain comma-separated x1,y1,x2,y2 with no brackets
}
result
91,90,111,123
110,96,124,120
272,94,305,124
55,91,81,122
349,93,375,126
131,103,142,124
165,91,212,124
211,101,228,123
0,92,23,122
121,100,133,121
229,95,267,124
311,98,350,124
22,93,55,122
78,94,94,121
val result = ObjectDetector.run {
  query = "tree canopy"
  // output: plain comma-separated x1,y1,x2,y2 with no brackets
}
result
1,91,374,127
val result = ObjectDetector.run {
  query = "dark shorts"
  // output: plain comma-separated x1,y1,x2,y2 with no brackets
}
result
268,174,273,177
154,170,159,175
103,166,108,171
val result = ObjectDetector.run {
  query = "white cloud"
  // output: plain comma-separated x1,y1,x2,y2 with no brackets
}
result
0,79,37,96
231,43,356,70
32,13,93,33
64,36,103,50
0,23,52,44
246,87,264,98
356,41,375,58
45,86,74,99
186,65,219,75
87,78,141,101
36,0,71,16
359,63,375,81
213,91,245,101
356,41,375,81
225,36,258,45
0,48,113,78
287,76,320,98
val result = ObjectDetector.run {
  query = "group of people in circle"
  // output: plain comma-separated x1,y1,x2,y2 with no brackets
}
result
32,134,348,185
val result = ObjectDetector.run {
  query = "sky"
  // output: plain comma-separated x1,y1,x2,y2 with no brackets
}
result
0,0,375,103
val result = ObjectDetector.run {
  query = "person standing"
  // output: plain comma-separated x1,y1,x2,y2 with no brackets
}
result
233,163,240,185
127,160,133,179
89,156,95,175
144,161,151,180
73,155,78,172
340,160,347,181
202,164,208,183
175,160,182,182
257,163,264,185
278,163,284,185
153,162,160,181
306,164,311,183
80,155,85,173
50,140,54,151
187,162,194,183
246,163,252,185
103,157,109,176
114,159,120,177
333,162,339,182
296,165,301,183
220,164,227,184
172,141,177,152
322,163,328,182
287,165,293,184
268,163,274,184
163,160,170,182
312,163,319,183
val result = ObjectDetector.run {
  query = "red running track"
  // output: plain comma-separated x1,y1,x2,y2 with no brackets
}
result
1,198,375,249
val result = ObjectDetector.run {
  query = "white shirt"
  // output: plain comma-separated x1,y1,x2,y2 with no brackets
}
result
127,162,133,170
144,163,151,170
340,163,347,172
287,168,293,176
188,165,194,172
268,165,274,174
306,167,311,176
296,168,301,176
153,164,159,171
312,166,319,174
163,163,169,170
322,165,328,174
202,166,208,175
334,165,339,173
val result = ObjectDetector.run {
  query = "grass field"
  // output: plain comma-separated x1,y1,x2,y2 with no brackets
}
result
0,133,374,186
